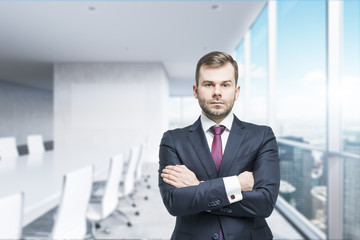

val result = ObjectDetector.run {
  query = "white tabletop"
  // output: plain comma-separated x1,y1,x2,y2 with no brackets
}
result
0,151,108,226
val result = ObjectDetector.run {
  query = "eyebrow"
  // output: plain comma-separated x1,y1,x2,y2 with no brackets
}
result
202,80,233,83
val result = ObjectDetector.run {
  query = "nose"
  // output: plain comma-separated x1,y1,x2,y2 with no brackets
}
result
213,85,221,97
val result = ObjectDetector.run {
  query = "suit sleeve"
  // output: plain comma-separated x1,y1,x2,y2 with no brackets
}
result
158,131,231,216
211,127,280,218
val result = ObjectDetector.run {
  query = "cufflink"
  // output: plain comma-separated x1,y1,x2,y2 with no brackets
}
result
231,195,235,200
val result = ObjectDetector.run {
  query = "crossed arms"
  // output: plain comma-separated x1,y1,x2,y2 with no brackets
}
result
161,164,254,191
158,127,280,218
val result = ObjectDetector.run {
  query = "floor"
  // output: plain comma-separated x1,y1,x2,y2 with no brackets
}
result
23,162,303,240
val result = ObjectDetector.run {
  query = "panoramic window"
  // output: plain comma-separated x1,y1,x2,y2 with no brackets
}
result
248,5,268,125
276,1,326,148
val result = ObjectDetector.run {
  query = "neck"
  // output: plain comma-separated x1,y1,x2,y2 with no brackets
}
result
203,111,229,125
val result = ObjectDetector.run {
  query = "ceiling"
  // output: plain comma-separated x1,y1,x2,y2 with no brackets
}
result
0,1,266,93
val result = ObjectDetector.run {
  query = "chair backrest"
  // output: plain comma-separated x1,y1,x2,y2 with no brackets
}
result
101,154,124,218
123,146,140,196
27,135,45,154
51,165,93,239
0,192,24,239
135,142,146,182
0,137,19,158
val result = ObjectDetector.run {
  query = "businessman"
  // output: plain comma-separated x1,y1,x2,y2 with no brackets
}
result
158,51,280,240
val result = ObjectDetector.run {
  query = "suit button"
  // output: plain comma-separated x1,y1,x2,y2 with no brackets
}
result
216,200,220,204
227,208,232,213
212,233,219,239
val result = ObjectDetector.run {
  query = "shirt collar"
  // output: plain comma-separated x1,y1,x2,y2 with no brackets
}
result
200,112,234,133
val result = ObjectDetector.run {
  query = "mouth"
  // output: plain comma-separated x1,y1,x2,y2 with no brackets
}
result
211,102,223,105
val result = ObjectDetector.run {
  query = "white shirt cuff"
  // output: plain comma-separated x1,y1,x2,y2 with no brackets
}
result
223,176,243,203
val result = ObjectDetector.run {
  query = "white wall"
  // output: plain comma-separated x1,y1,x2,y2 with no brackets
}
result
0,80,53,146
54,62,168,169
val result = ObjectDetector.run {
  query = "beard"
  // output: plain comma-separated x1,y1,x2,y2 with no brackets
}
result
198,97,235,122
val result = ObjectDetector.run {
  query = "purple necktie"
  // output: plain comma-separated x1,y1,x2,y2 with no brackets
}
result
210,125,226,174
210,125,226,240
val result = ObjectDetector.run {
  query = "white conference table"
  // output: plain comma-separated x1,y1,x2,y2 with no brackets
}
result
0,151,109,226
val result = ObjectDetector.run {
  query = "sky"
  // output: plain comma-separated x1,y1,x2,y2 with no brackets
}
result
233,0,359,144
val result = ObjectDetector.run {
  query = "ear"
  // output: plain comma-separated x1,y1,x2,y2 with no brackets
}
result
193,84,199,99
235,85,240,100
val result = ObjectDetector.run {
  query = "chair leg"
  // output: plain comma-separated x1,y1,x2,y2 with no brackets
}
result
87,219,112,238
87,220,97,240
115,209,132,227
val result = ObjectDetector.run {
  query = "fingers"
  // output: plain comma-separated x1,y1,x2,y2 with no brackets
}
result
161,172,178,182
239,170,252,175
238,171,253,178
237,171,254,192
165,165,184,173
162,176,184,188
161,170,186,188
161,165,199,188
161,165,183,188
163,165,188,177
162,168,180,178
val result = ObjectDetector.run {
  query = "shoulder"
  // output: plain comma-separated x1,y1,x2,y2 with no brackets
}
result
163,125,192,138
233,116,274,135
233,115,268,129
242,121,269,130
161,118,200,144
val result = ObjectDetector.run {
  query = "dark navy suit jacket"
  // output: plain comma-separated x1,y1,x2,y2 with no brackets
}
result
158,116,280,240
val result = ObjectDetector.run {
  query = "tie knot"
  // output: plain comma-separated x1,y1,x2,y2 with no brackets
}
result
210,125,226,136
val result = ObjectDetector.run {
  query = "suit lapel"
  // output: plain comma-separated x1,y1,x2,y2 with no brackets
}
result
187,118,218,179
219,116,247,177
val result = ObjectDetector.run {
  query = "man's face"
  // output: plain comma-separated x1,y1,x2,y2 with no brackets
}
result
193,62,240,123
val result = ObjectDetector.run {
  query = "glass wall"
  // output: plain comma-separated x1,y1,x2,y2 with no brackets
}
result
342,1,360,239
343,155,360,239
275,0,328,235
342,0,360,155
276,0,326,147
248,5,268,125
234,40,245,119
278,142,327,232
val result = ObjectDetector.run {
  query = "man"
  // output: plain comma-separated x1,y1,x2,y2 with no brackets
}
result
158,51,280,240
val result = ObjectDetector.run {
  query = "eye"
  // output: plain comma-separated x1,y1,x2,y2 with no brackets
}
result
223,83,230,87
205,83,213,87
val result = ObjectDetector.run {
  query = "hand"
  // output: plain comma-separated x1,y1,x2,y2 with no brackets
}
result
161,165,200,188
237,171,254,191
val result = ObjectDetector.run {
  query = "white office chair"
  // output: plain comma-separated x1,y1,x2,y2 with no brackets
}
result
0,137,19,158
27,135,45,154
87,154,125,236
0,192,24,239
122,146,141,199
135,142,145,184
114,146,143,221
50,165,94,239
134,141,151,200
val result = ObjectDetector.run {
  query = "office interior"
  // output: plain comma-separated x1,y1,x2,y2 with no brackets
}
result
0,0,359,239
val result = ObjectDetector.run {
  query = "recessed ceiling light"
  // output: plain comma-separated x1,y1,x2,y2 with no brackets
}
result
211,4,221,11
88,6,96,11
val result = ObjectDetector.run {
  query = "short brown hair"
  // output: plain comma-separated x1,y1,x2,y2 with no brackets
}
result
195,51,238,86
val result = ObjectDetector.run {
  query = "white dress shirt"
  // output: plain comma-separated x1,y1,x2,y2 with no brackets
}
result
200,112,243,204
